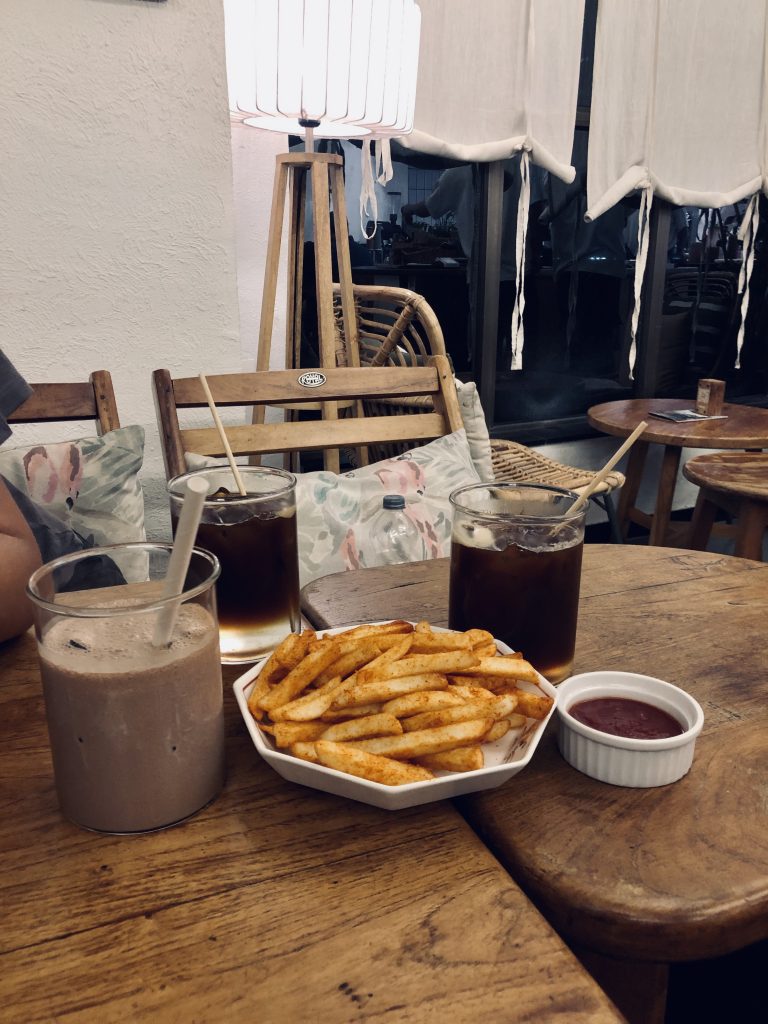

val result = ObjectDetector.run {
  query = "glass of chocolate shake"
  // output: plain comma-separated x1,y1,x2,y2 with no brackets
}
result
448,483,587,683
168,467,300,663
27,543,225,833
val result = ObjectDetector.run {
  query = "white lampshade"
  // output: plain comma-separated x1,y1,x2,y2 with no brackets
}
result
225,0,421,139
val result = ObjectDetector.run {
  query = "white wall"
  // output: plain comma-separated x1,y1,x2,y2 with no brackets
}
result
0,0,282,539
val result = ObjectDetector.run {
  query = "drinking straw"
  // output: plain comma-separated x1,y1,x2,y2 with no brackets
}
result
152,475,210,648
199,372,247,496
568,420,648,514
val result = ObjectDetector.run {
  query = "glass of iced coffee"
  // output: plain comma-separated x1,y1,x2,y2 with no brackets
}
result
27,542,225,833
448,483,587,683
168,467,300,663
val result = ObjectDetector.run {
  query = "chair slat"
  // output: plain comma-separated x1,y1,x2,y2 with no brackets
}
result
8,373,120,434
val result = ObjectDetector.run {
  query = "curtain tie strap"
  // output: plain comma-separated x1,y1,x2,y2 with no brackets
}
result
735,193,760,369
510,150,531,368
628,183,654,380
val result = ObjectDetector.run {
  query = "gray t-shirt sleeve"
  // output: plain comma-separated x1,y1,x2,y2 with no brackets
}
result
0,350,32,445
2,477,93,563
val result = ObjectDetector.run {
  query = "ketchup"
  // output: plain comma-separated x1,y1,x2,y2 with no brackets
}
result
568,697,684,740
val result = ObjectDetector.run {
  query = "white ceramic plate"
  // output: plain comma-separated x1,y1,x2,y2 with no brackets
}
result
233,623,557,811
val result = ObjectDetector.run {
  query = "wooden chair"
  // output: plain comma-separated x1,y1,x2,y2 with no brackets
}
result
684,451,768,561
152,356,463,481
7,371,121,434
334,284,447,368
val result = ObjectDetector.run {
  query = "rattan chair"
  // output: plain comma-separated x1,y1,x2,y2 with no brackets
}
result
333,284,625,535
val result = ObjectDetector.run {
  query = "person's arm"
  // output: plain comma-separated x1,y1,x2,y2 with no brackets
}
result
0,478,42,642
401,200,430,225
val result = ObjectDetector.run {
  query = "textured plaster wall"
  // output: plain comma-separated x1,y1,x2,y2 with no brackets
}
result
0,0,283,538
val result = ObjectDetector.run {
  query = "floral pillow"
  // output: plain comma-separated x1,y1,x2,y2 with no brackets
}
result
0,425,146,546
295,428,480,586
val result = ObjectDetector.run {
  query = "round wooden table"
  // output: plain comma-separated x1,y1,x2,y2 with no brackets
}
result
587,399,768,545
684,451,768,559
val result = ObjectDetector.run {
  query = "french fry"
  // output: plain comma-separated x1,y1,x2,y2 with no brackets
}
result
507,688,554,720
313,639,382,687
319,712,403,742
415,746,484,772
382,690,464,717
414,620,432,633
447,682,496,703
269,676,344,722
320,703,383,721
271,721,328,747
403,694,519,732
258,640,342,712
484,720,512,742
331,672,449,710
246,673,273,719
452,655,541,686
334,620,413,640
466,629,494,648
408,632,472,653
473,642,499,659
356,650,479,685
315,741,434,785
290,741,320,763
348,719,493,760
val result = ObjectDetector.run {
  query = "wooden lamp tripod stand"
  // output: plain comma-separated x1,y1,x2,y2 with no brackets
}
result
255,128,364,472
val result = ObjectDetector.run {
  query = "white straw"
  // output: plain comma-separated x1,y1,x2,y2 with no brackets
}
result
152,475,210,648
568,420,648,514
199,373,247,496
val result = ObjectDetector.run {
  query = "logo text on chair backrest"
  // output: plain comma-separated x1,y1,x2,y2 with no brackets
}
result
297,372,326,388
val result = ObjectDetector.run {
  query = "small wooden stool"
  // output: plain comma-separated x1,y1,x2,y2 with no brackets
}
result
683,451,768,560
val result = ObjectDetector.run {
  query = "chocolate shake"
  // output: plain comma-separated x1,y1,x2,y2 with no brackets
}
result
39,602,224,833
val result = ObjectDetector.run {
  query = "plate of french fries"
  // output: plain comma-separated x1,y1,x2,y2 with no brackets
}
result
233,620,557,810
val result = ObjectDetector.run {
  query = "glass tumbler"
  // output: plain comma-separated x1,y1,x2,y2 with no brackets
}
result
168,466,300,663
448,483,587,683
27,543,225,833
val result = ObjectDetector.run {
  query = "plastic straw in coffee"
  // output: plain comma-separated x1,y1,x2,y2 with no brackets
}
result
152,475,209,648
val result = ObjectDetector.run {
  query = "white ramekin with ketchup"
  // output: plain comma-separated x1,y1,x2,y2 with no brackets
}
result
556,671,705,787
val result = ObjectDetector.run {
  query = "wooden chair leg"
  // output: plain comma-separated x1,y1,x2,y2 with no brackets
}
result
734,500,768,561
688,489,720,551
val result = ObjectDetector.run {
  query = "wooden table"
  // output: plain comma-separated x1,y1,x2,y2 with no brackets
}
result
301,546,768,1023
0,631,621,1023
587,398,768,545
684,451,768,560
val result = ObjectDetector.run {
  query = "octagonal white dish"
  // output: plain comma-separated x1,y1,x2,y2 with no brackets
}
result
233,623,557,810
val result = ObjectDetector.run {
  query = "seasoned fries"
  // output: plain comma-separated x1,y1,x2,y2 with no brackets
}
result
248,621,555,786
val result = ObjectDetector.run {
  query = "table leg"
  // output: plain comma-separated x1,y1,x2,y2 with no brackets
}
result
617,440,650,540
734,500,768,561
649,445,681,547
688,490,719,551
574,946,669,1024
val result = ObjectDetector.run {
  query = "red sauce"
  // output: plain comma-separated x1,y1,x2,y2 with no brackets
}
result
569,697,684,740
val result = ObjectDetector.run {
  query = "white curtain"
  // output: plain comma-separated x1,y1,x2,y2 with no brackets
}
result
399,0,586,361
587,0,768,372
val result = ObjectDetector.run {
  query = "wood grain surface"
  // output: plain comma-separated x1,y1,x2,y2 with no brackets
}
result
0,631,621,1023
588,399,768,449
301,547,768,963
682,451,768,501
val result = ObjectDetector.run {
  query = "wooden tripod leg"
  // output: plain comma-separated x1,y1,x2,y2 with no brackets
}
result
311,159,340,473
251,156,291,466
330,163,368,467
286,166,307,474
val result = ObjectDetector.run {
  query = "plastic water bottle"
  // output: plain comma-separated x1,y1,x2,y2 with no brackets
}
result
370,495,422,565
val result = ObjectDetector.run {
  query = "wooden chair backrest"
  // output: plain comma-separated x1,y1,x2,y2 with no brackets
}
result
7,370,120,435
153,355,463,480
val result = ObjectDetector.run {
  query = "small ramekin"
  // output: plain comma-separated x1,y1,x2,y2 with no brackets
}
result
556,671,705,788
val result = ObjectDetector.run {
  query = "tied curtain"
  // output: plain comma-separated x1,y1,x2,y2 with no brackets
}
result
587,0,768,375
399,0,586,363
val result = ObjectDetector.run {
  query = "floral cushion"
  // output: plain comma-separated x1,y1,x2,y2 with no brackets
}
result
454,380,493,481
187,429,481,587
0,425,146,546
